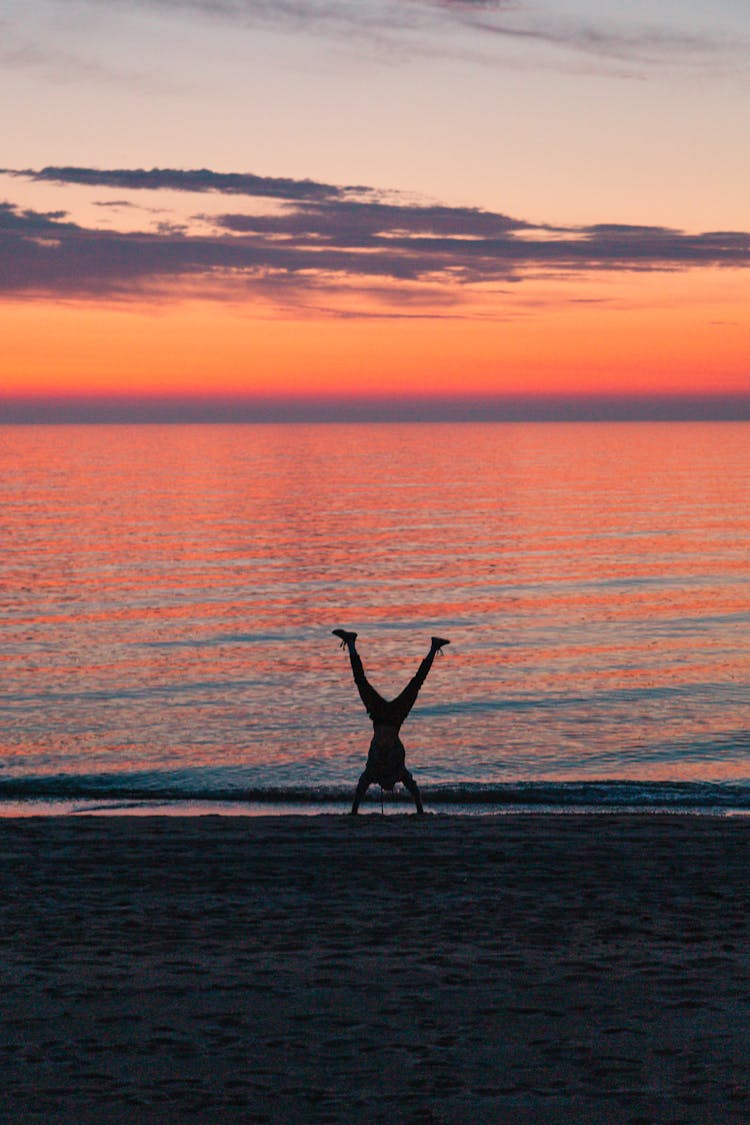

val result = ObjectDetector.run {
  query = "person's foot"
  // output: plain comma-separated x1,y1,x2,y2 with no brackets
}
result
431,636,450,651
332,629,358,648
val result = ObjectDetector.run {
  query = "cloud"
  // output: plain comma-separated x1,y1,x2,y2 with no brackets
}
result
66,0,748,71
92,199,140,209
6,165,366,202
213,199,530,240
2,167,749,311
0,18,180,91
4,391,750,424
460,9,743,67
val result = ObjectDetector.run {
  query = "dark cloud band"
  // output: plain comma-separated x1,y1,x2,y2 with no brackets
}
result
5,165,363,202
2,167,749,305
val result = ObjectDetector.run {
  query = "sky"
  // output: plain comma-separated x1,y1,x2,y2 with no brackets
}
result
2,0,749,419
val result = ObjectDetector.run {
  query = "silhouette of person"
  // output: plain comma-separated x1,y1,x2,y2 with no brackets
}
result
332,630,449,815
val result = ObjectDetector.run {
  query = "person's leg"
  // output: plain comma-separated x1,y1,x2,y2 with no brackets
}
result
389,637,449,723
351,769,373,814
400,767,424,815
342,637,387,719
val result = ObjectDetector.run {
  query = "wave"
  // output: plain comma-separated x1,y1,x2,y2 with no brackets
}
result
2,775,750,812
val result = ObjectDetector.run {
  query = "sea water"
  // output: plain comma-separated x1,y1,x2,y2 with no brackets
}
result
1,422,749,814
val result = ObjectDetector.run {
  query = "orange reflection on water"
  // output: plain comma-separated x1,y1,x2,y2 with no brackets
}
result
1,421,749,789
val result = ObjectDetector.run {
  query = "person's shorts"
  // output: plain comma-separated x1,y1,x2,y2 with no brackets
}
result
365,737,405,789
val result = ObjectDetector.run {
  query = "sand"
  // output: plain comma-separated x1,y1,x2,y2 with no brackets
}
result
1,814,749,1124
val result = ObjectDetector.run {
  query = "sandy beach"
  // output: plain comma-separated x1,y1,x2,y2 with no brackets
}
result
1,814,749,1123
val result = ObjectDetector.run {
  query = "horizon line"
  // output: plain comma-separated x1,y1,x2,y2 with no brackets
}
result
2,392,750,424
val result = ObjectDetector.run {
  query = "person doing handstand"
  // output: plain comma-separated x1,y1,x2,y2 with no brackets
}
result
332,630,449,815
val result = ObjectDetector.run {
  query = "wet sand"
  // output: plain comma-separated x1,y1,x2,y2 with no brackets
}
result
1,814,749,1123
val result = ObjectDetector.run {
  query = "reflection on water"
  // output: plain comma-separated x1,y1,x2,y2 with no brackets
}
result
1,422,749,795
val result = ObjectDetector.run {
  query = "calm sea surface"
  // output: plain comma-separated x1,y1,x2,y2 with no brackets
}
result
1,422,749,814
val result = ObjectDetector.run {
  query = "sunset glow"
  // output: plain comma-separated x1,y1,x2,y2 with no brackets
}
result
2,1,750,418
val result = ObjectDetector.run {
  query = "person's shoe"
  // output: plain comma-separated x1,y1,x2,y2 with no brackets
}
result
332,629,358,648
431,636,450,651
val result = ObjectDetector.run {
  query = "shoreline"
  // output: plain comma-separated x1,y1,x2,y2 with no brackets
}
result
2,814,749,1122
6,806,750,822
4,791,750,820
4,805,750,823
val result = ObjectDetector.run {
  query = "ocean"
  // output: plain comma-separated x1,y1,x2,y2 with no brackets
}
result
2,421,749,815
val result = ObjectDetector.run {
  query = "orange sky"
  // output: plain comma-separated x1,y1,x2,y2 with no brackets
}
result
2,267,747,402
2,0,750,415
4,2,750,416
